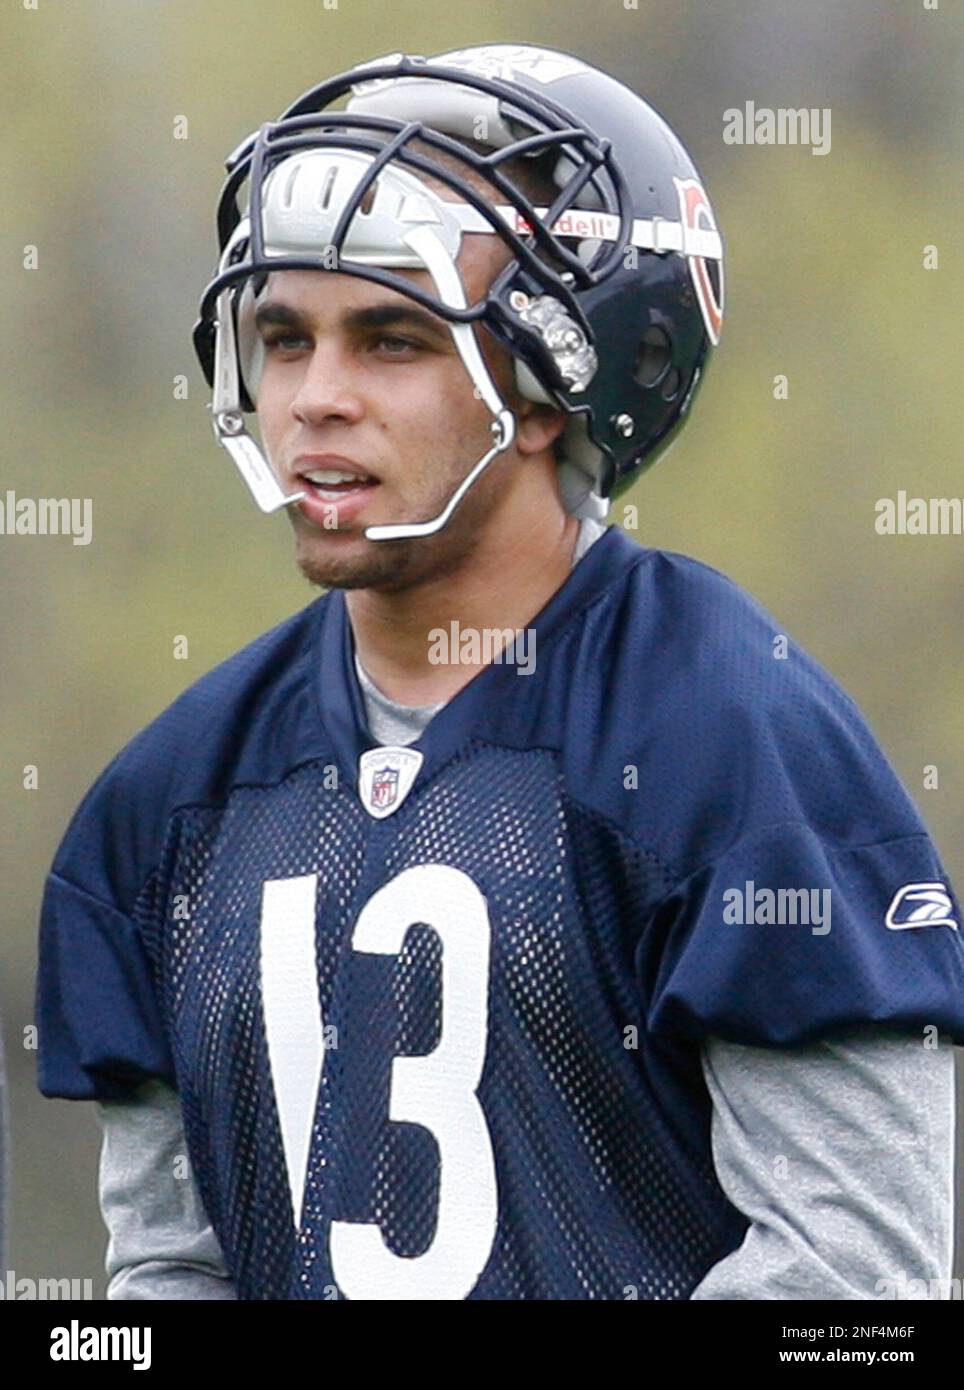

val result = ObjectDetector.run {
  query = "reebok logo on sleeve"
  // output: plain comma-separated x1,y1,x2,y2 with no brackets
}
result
885,883,958,932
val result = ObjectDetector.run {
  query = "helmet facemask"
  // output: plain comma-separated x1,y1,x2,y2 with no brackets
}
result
231,145,523,539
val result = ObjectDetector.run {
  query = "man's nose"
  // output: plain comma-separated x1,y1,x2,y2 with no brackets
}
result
290,339,365,426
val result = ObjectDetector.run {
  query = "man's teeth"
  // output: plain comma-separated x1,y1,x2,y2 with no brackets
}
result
303,469,371,485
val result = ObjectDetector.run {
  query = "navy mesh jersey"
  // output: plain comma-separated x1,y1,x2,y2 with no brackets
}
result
37,525,964,1299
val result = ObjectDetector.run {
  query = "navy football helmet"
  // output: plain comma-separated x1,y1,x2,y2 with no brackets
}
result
192,44,724,540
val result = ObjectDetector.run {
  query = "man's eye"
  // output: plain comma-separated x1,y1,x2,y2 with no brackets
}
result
376,334,421,354
263,334,308,352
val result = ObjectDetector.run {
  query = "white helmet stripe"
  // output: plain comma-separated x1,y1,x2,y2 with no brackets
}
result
447,203,723,261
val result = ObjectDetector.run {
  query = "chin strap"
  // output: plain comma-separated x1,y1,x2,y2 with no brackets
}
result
363,410,515,541
363,223,516,541
210,233,306,513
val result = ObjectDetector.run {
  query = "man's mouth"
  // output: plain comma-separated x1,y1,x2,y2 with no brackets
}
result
291,459,382,528
300,468,379,501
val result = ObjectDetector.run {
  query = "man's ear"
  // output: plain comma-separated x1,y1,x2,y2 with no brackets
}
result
515,400,568,458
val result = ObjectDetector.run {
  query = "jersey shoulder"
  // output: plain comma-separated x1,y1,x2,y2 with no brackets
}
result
579,544,928,872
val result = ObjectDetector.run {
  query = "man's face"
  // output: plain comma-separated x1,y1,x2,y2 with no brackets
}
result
253,232,546,594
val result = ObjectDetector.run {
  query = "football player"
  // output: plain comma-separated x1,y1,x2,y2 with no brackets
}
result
37,45,964,1300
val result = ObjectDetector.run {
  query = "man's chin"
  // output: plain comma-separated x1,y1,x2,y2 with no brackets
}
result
289,513,375,587
288,488,481,592
293,535,414,592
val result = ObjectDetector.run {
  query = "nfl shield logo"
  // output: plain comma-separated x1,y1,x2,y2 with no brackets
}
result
372,766,399,809
358,746,424,819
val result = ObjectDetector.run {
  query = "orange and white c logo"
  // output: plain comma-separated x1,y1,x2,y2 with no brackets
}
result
673,177,724,347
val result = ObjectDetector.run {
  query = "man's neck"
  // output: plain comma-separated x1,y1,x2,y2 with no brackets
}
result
346,512,582,706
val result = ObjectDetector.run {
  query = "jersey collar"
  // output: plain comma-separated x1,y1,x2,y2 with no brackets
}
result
315,524,649,794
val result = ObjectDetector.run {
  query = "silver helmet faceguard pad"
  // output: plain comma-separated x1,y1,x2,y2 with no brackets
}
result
193,52,724,537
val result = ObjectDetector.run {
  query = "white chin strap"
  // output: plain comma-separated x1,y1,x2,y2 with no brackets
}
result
362,223,515,542
211,148,517,540
212,270,303,514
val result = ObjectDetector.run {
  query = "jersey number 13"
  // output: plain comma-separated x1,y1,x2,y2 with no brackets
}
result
260,863,498,1299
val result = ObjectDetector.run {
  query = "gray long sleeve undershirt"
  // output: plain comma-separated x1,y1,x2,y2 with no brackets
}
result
98,1033,956,1301
95,517,958,1299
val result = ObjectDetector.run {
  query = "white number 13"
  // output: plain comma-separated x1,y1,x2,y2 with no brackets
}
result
260,863,498,1300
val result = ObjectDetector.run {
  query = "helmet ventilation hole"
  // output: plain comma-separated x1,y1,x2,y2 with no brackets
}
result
634,323,672,388
359,178,379,215
318,166,338,211
280,161,300,210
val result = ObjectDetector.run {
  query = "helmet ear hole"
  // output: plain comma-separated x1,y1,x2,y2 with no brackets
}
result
634,324,672,388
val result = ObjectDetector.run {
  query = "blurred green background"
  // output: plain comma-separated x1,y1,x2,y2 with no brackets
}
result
3,0,962,1295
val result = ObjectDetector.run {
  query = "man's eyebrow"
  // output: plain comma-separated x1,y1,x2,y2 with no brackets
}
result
253,299,449,338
